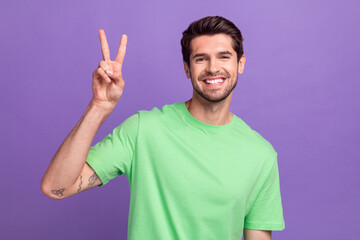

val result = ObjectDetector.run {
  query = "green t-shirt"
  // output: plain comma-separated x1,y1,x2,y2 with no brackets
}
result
86,102,285,239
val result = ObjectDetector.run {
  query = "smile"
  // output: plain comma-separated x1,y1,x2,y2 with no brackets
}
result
201,78,226,88
204,78,224,84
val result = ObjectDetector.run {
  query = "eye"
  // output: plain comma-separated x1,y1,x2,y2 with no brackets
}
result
220,55,230,59
195,57,206,63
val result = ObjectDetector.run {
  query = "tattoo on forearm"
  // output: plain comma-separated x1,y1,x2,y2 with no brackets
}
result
77,176,83,193
88,172,99,186
51,188,65,197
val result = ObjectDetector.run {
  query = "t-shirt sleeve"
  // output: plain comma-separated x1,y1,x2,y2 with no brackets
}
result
244,155,285,231
86,113,139,187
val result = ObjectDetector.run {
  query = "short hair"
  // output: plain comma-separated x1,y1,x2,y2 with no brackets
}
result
181,16,244,67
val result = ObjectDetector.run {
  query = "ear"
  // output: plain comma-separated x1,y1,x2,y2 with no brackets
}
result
183,61,191,79
237,54,246,74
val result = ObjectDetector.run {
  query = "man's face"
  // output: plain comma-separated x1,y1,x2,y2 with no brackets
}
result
184,34,245,103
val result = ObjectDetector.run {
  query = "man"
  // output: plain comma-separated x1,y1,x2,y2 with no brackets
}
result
41,16,285,240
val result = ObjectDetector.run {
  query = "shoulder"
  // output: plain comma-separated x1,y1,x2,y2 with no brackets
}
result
232,115,277,159
136,102,182,124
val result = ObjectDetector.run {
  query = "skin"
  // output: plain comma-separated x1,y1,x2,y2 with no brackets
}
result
183,34,246,126
41,30,127,199
184,34,271,240
243,228,272,240
92,29,128,108
41,30,272,240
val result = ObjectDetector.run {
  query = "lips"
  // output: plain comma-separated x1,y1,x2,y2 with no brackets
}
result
199,71,229,81
198,72,230,88
200,77,226,89
203,78,224,84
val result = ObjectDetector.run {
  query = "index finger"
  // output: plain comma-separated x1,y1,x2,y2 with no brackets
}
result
99,29,111,61
114,34,127,64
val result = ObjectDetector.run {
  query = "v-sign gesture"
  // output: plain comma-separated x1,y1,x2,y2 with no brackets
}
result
92,29,127,110
40,30,128,200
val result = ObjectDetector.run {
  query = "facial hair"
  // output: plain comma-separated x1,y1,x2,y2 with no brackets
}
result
190,71,238,103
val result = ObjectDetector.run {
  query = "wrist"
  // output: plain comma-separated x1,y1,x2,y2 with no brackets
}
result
89,98,116,115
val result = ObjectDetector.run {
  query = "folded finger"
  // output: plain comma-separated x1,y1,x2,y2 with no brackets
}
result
98,61,113,76
96,67,112,83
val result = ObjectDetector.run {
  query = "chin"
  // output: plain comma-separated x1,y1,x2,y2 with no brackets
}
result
195,90,233,103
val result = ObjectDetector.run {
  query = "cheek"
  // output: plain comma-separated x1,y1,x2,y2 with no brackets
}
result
190,66,203,78
223,62,238,74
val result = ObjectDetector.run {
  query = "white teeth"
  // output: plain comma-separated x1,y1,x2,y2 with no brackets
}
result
205,79,224,84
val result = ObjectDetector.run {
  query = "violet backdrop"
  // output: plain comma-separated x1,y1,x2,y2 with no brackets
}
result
1,0,359,239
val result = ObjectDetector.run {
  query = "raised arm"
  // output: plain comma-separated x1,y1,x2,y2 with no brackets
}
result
41,30,127,199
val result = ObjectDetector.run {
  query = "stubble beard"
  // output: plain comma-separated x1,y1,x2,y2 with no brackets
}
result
190,72,238,103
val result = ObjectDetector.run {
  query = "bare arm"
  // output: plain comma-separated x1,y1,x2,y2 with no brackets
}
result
49,162,103,199
41,101,111,199
243,228,272,240
41,30,127,199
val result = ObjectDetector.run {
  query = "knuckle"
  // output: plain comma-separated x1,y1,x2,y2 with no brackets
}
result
93,69,100,76
96,68,103,74
99,60,105,67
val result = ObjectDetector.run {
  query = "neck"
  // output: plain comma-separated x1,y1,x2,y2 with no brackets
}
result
185,93,233,126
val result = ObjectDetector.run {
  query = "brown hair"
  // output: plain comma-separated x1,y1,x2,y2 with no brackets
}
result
181,16,244,67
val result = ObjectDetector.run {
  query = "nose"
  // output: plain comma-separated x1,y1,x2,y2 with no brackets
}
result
207,57,220,73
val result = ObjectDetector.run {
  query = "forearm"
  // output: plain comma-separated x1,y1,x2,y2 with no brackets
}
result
41,99,113,195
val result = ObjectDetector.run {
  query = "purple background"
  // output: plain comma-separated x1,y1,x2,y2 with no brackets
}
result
1,0,359,239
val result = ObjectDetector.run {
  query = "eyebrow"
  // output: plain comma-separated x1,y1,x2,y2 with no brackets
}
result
192,51,233,59
219,51,233,56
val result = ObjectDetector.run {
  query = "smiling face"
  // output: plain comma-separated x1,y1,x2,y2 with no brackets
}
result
184,34,245,103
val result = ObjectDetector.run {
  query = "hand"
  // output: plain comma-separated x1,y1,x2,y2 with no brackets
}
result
91,29,127,109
